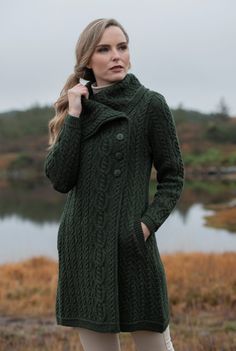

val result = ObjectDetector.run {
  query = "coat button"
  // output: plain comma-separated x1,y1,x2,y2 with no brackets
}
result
114,169,121,177
116,132,124,140
115,152,123,160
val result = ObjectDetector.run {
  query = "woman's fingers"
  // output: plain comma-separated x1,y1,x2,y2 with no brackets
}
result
67,83,89,116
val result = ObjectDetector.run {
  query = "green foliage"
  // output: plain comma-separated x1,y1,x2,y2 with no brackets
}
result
8,152,34,169
0,105,54,139
184,148,223,166
173,107,212,125
227,153,236,166
0,104,233,140
1,104,236,164
205,122,236,143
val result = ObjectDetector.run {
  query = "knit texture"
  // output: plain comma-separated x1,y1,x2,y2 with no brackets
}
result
44,73,185,333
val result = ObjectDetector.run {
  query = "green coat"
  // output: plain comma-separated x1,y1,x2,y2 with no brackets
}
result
44,73,185,333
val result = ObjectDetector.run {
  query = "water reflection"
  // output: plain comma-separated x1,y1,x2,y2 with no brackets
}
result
157,203,236,254
0,179,236,264
0,214,58,264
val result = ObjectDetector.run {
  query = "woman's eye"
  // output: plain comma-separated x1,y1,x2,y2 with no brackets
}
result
98,45,128,53
98,47,108,52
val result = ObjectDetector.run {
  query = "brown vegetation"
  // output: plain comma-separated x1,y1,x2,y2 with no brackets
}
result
0,253,236,350
204,204,236,232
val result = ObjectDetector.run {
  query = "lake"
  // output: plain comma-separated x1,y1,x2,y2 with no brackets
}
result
0,178,236,264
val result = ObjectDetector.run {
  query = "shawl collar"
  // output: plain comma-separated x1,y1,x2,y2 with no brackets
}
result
79,73,149,140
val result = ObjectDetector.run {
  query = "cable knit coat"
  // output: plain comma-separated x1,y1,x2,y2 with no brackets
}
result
44,73,185,333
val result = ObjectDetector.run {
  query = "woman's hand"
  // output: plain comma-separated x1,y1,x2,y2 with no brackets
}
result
67,83,89,118
141,222,151,241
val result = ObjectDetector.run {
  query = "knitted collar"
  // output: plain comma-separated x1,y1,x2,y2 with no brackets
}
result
85,73,143,113
80,73,148,140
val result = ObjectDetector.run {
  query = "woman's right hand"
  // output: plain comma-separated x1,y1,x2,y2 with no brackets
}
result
67,83,89,118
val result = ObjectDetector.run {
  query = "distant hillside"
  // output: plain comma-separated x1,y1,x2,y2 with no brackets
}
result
0,105,53,139
1,104,236,180
1,104,235,143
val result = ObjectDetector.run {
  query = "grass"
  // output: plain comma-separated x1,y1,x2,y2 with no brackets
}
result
204,205,236,233
0,253,236,350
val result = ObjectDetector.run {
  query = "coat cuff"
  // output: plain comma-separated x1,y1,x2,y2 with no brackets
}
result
64,114,81,129
140,214,158,236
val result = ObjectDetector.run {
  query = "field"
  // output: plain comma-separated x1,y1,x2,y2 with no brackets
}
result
0,252,236,351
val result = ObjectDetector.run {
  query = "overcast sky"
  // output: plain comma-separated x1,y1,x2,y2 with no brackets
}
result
1,0,235,115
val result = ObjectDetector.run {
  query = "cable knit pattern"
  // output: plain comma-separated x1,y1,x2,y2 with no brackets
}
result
44,73,185,333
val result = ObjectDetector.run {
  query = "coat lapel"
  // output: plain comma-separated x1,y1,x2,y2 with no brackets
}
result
79,99,128,140
79,84,149,140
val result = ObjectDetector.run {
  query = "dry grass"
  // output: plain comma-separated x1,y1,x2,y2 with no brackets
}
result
0,153,18,169
164,252,236,350
204,206,236,232
0,253,236,350
164,252,236,311
0,256,57,317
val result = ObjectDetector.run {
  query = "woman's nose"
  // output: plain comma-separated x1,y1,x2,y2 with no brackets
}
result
111,48,121,60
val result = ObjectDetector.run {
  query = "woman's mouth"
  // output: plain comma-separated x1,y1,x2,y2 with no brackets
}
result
110,66,123,71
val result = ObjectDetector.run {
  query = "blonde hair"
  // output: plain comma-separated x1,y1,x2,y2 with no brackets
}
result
46,18,130,150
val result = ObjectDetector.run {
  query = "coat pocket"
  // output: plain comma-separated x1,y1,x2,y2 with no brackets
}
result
133,219,148,257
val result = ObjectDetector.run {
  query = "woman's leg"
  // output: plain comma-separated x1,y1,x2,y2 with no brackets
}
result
130,325,175,351
78,327,121,351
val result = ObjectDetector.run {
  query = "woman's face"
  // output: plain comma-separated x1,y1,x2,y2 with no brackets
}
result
87,26,130,86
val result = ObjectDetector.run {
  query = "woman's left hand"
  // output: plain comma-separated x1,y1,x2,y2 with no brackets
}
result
141,222,150,242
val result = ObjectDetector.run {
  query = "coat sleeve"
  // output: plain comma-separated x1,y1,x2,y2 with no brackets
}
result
43,114,82,193
140,91,185,235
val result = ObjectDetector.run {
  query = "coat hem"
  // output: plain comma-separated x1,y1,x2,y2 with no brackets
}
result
120,318,170,333
56,316,170,334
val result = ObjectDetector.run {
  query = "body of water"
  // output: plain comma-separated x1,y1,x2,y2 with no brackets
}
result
0,200,235,264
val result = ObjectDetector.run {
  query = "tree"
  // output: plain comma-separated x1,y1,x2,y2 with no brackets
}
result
215,97,230,121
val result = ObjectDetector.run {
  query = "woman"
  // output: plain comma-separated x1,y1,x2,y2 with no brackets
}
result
44,18,184,351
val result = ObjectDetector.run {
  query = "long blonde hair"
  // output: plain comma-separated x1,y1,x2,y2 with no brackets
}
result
46,18,130,151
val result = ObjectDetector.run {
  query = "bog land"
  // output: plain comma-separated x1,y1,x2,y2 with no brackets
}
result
0,252,236,351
